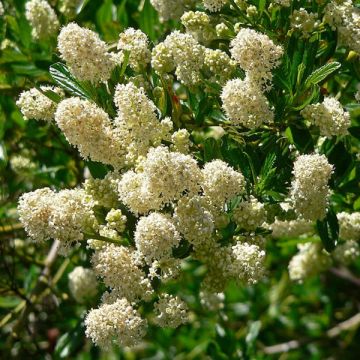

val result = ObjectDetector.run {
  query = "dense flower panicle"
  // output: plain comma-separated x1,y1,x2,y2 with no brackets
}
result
25,0,59,39
16,86,64,121
290,154,333,221
153,294,189,328
181,11,213,42
18,188,97,251
230,242,266,284
118,28,151,71
269,219,313,238
324,0,360,53
288,243,331,282
119,147,202,214
337,212,360,241
84,172,120,209
58,23,116,82
290,8,319,38
92,244,153,302
150,0,193,21
113,83,172,163
204,49,236,84
202,159,245,209
230,28,283,87
135,213,181,264
152,31,205,85
85,298,147,349
68,266,98,303
18,188,54,242
203,0,228,12
301,97,350,137
333,240,360,265
173,196,214,246
55,98,126,168
232,197,267,231
10,155,36,173
221,78,274,128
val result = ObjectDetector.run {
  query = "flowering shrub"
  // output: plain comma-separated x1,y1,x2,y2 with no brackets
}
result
1,0,360,358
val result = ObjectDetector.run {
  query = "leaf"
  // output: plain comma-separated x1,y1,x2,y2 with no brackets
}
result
286,125,314,153
49,63,92,100
85,161,109,179
304,62,341,88
246,321,261,345
316,210,338,252
204,137,222,162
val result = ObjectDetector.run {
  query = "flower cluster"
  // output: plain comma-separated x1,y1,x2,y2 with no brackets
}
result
68,266,98,303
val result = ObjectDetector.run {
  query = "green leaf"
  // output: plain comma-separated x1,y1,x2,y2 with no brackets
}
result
85,161,109,179
304,62,341,88
246,320,261,345
49,63,92,100
316,210,338,252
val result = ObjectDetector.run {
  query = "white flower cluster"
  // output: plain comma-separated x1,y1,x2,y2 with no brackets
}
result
18,188,97,253
288,242,331,282
333,240,360,265
58,23,116,83
25,0,59,40
221,77,274,128
152,31,205,85
85,298,147,349
204,49,236,84
324,0,360,53
150,0,194,21
203,0,228,12
55,98,126,169
181,11,213,42
230,28,283,88
232,196,267,231
301,97,350,137
269,219,313,238
17,86,64,121
337,212,360,241
199,291,225,312
10,155,36,173
118,28,151,71
290,8,319,38
290,154,333,221
68,266,98,303
92,244,153,302
153,294,189,328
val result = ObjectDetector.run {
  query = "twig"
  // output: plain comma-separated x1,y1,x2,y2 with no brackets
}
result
329,267,360,287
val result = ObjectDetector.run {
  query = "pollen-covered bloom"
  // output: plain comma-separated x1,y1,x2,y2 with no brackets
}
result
134,213,181,264
221,77,274,128
55,98,126,169
17,86,64,121
203,0,228,12
18,188,97,253
288,242,331,282
301,97,350,137
202,159,245,209
232,196,267,231
85,298,147,349
337,212,360,241
118,28,151,71
230,28,283,87
58,23,116,82
92,244,153,302
25,0,59,40
290,154,333,221
68,266,98,303
153,294,189,328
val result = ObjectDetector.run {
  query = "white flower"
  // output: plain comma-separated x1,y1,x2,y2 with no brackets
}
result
68,266,98,303
203,0,228,12
337,212,360,241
